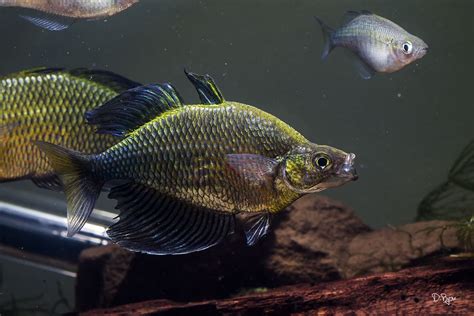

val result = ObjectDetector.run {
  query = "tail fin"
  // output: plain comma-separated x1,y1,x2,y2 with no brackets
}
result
36,141,103,237
314,16,335,60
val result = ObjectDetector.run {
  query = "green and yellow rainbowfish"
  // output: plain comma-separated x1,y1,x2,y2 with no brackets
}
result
38,71,358,255
0,67,139,190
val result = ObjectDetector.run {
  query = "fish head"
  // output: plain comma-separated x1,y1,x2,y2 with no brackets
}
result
389,34,428,71
281,144,357,194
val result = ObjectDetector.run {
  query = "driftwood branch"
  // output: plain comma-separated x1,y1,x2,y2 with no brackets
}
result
79,257,473,315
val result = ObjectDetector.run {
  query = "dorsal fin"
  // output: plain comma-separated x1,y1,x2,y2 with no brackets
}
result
21,67,65,75
11,68,140,93
185,70,224,104
342,10,373,25
68,68,141,93
85,83,185,137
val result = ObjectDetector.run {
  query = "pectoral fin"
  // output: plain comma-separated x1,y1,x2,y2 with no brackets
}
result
107,183,236,255
353,57,376,80
344,50,375,79
226,154,279,185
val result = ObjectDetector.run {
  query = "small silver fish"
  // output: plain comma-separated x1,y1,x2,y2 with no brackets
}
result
315,11,428,79
0,0,139,31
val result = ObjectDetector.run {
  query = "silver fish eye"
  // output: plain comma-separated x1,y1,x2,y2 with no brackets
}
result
314,154,330,170
402,41,413,54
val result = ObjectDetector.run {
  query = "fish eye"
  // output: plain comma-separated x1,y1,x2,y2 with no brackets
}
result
314,154,331,170
402,41,413,54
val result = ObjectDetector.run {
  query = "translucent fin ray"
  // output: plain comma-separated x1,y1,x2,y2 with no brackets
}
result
107,183,236,255
36,141,101,236
85,83,184,137
185,70,225,104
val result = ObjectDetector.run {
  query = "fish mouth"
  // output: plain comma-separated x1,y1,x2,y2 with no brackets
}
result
338,153,358,181
417,45,429,58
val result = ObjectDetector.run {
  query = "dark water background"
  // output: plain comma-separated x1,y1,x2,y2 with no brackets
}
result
0,0,473,313
1,0,473,228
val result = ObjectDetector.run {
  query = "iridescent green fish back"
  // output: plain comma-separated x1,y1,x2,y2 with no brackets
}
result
0,68,128,183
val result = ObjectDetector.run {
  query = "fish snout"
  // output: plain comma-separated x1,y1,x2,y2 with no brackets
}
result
340,153,358,181
416,43,429,58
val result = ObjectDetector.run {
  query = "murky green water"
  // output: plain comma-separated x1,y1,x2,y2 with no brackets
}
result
0,0,473,313
1,0,473,227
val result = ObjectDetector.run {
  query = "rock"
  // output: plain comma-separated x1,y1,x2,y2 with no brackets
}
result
78,258,474,315
340,220,460,278
75,194,463,312
263,194,371,285
76,245,134,310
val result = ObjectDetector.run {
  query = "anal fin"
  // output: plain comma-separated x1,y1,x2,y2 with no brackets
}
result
19,11,75,31
107,183,236,255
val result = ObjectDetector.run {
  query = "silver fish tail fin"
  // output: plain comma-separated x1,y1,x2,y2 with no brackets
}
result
36,141,103,237
314,16,335,60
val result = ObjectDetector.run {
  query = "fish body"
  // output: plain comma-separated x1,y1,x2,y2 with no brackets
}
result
97,101,308,214
316,11,428,78
0,68,139,190
39,71,358,255
0,0,138,18
0,0,138,30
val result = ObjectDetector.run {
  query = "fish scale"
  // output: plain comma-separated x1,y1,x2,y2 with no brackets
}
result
95,103,305,214
0,68,139,188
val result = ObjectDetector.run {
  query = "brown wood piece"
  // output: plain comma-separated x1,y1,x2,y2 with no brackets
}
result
79,258,473,315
